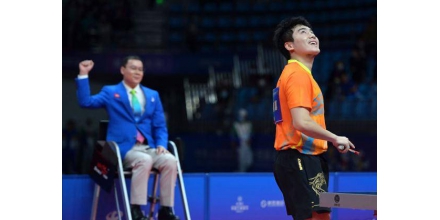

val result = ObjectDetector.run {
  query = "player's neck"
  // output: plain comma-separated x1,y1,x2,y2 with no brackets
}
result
291,55,315,71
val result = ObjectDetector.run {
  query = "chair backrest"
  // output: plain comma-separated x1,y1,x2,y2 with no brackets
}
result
98,120,109,140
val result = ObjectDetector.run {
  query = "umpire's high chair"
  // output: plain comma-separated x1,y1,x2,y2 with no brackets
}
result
90,120,191,220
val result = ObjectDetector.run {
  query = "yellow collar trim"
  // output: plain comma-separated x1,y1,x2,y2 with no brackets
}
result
288,59,312,75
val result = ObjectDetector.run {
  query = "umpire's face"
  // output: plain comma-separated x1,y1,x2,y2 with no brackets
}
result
121,59,144,88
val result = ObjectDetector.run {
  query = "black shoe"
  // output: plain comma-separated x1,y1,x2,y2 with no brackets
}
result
158,206,180,220
131,205,149,220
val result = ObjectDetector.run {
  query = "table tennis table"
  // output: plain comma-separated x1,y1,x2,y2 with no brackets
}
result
320,192,377,218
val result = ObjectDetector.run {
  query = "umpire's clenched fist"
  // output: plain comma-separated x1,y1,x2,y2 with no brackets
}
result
79,60,94,75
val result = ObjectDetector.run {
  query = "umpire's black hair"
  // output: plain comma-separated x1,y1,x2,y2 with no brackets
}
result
121,55,142,67
273,16,312,60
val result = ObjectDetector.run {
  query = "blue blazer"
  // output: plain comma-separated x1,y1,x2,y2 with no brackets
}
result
76,78,168,158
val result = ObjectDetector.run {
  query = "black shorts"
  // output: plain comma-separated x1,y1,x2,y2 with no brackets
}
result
273,149,330,220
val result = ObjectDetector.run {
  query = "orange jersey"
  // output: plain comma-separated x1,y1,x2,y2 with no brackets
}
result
273,60,327,155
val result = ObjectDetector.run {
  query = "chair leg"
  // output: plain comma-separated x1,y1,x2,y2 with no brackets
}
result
114,183,122,220
148,173,160,219
110,141,133,220
91,140,133,220
90,184,101,220
169,141,191,220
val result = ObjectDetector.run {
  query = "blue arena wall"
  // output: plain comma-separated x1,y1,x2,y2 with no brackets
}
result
63,172,376,220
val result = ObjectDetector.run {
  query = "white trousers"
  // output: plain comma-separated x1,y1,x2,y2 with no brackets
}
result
123,145,178,206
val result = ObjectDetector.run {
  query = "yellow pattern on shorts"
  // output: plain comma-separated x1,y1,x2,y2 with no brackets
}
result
309,172,327,196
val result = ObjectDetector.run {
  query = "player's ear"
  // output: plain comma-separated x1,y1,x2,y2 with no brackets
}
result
284,42,294,52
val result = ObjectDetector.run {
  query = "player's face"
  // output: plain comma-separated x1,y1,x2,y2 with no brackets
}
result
121,59,144,88
291,25,320,56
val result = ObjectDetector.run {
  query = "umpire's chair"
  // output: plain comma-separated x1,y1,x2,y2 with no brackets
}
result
90,120,191,220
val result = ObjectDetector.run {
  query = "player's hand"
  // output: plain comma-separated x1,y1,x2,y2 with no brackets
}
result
156,146,169,154
79,60,94,75
332,136,355,154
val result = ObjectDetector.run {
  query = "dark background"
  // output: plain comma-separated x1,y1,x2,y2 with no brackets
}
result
62,0,377,174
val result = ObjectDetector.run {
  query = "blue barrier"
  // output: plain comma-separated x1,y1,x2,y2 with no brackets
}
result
62,172,376,220
62,175,95,219
208,173,289,220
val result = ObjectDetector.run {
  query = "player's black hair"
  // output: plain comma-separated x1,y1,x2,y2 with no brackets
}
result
273,16,312,60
